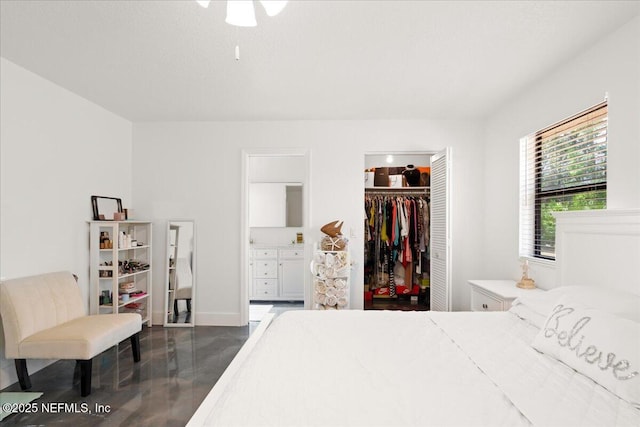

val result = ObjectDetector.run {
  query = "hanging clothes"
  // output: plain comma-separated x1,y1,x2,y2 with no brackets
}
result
364,191,430,296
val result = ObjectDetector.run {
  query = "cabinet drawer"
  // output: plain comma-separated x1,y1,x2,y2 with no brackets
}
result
279,249,304,259
254,279,277,297
253,249,277,259
254,260,278,278
471,288,504,312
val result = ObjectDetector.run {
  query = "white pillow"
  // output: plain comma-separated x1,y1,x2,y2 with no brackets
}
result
508,300,548,328
510,285,640,328
531,298,640,407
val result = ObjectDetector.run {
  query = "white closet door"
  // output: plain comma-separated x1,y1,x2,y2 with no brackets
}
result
430,147,451,311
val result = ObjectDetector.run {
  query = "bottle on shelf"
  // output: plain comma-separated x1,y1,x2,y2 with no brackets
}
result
89,221,153,326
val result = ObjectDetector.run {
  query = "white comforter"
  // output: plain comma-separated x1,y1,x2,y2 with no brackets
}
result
196,310,640,427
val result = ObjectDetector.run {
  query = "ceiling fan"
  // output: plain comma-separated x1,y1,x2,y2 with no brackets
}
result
196,0,289,27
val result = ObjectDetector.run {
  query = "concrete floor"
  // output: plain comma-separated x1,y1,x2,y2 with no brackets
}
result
1,302,302,426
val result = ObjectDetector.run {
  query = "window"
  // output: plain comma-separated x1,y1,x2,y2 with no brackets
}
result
520,102,607,260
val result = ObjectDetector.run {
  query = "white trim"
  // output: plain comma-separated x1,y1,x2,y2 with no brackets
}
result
194,312,241,326
553,208,640,220
364,150,437,156
0,359,56,390
241,148,312,324
240,149,250,325
519,255,555,268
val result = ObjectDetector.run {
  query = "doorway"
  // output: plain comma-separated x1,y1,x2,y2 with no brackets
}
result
363,152,433,311
240,149,311,326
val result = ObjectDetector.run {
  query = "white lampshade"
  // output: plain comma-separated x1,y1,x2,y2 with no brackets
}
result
226,0,257,27
196,0,211,8
259,0,288,17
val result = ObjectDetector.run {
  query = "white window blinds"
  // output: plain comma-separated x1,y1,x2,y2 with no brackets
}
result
520,102,607,260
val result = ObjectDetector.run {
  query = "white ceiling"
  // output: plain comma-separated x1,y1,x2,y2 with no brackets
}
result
1,0,638,122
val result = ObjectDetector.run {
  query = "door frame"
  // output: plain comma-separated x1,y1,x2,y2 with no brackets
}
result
362,150,435,309
240,148,312,325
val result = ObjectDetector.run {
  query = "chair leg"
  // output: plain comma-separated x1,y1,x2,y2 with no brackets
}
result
174,299,179,318
77,359,92,397
186,299,191,312
15,359,31,390
130,333,141,363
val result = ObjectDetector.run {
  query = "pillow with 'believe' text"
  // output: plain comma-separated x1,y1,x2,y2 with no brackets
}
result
531,297,640,408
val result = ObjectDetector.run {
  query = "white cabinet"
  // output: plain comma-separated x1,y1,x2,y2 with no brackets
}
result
252,249,278,299
468,280,544,312
89,221,152,325
251,247,304,301
280,249,304,299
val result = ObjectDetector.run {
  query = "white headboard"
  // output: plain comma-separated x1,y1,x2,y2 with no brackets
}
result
554,209,640,296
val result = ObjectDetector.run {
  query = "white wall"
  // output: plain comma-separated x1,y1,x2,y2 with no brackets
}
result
482,16,640,287
133,119,484,325
0,58,133,388
249,156,306,182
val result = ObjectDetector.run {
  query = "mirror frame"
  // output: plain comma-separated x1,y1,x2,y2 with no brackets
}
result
163,219,196,327
91,195,123,220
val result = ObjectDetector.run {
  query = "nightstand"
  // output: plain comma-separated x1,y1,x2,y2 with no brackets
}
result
468,279,544,312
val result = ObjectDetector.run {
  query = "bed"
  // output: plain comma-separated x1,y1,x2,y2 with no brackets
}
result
188,209,640,426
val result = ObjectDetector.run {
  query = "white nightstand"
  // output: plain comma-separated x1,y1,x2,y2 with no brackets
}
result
468,279,544,312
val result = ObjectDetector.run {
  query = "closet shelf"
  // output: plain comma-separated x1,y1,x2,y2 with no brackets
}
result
365,187,429,195
365,186,429,190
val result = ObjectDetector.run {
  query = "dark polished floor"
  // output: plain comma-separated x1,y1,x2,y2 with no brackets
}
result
1,303,302,426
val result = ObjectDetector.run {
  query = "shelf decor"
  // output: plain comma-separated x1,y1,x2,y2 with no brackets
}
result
89,220,152,326
91,195,123,221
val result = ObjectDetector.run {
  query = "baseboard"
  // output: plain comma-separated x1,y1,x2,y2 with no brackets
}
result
194,312,242,326
0,358,56,390
151,311,241,326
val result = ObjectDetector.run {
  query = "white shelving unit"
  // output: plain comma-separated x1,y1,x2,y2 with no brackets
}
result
89,220,152,326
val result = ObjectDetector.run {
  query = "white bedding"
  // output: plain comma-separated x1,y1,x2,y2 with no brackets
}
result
193,310,640,427
431,312,640,427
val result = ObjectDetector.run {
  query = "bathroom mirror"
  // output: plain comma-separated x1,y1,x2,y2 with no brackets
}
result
249,182,303,227
164,220,196,327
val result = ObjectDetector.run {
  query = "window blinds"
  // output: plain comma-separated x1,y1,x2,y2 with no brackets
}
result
520,102,607,260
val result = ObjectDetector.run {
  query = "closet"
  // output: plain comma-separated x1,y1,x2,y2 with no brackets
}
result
365,187,430,310
364,149,451,311
364,158,431,310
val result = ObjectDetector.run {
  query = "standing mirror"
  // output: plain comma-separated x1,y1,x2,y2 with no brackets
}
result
164,220,196,327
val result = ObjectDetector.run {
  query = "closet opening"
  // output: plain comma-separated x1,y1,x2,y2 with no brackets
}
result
364,152,433,311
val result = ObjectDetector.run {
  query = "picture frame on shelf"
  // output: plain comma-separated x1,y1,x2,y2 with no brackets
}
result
91,195,123,221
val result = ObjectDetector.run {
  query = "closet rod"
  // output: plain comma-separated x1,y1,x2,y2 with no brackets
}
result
365,189,429,196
